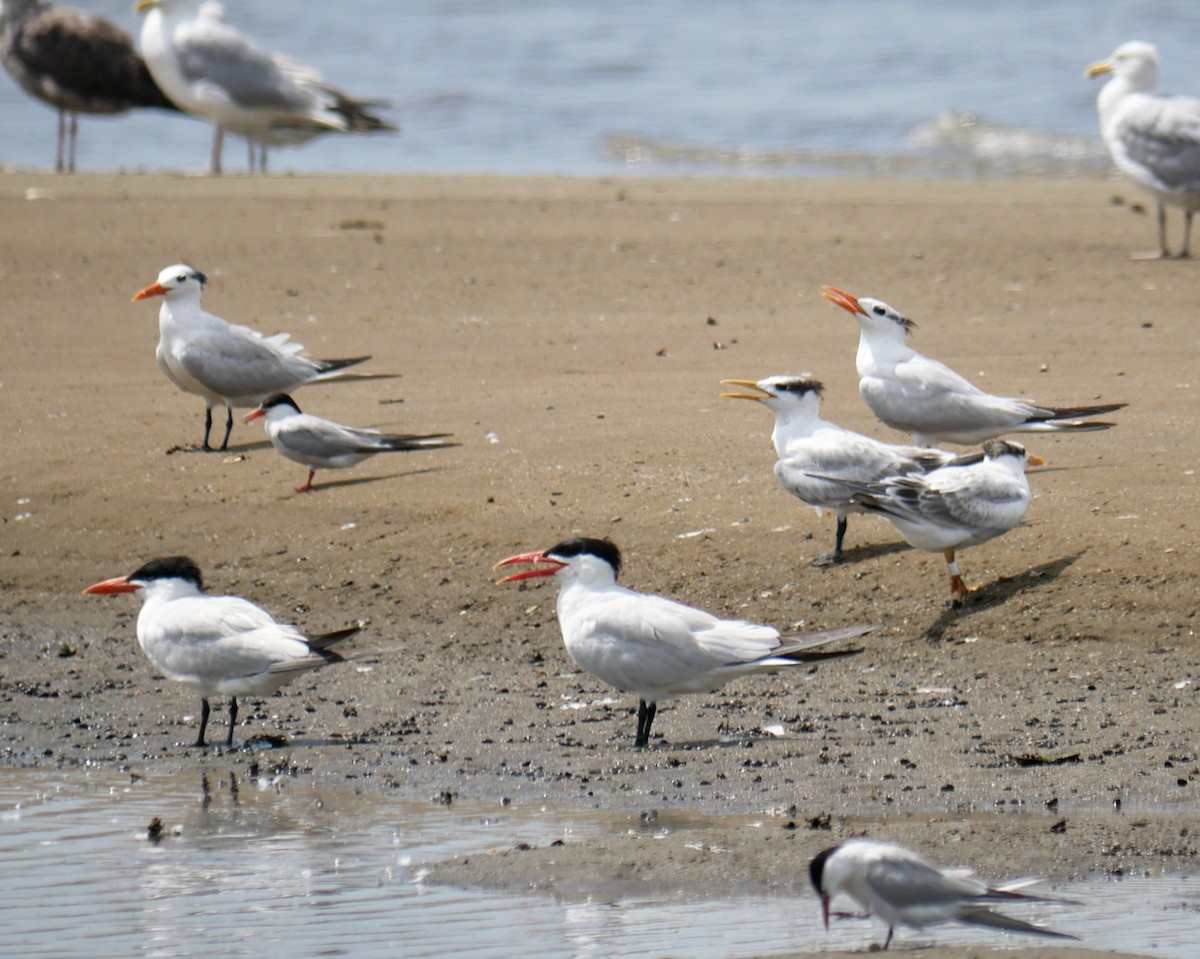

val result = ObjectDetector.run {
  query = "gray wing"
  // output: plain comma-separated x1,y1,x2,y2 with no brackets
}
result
174,19,317,113
864,857,981,910
1111,93,1200,192
278,419,387,458
177,330,316,400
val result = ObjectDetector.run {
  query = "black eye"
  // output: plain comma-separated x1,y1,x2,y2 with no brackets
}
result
176,274,187,282
873,306,886,316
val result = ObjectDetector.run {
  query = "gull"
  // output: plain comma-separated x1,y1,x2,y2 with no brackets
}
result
820,439,1043,605
1086,41,1200,258
84,556,361,747
721,375,961,565
495,537,872,747
0,0,180,172
133,264,377,452
822,285,1126,446
135,0,396,175
809,838,1078,950
245,393,456,492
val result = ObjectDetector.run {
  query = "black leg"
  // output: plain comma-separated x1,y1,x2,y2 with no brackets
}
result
225,697,238,747
1181,209,1194,258
219,406,234,451
884,926,894,950
202,407,215,451
195,697,211,747
812,516,847,567
635,699,657,748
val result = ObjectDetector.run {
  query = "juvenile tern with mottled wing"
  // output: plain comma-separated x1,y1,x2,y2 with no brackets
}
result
809,838,1078,950
1086,41,1200,258
720,375,960,565
822,286,1125,446
495,537,872,748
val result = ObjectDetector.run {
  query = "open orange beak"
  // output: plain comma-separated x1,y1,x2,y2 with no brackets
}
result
493,550,566,585
820,285,863,316
82,575,140,595
132,282,167,302
718,379,771,401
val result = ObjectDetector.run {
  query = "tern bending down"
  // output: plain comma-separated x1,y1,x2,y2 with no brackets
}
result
495,537,872,747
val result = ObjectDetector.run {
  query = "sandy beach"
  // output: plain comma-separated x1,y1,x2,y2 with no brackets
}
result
0,171,1196,957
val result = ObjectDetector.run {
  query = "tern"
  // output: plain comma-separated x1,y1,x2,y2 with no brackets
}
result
133,264,375,451
818,439,1043,605
821,286,1125,447
245,393,456,492
135,0,395,175
809,838,1078,949
720,375,960,565
1086,42,1200,258
83,556,360,747
0,0,180,172
495,537,872,748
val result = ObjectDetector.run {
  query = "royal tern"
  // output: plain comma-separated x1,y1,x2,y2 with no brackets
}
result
821,285,1126,446
1086,42,1200,258
721,375,961,565
820,439,1043,605
495,537,872,747
83,556,361,747
134,0,395,175
245,393,456,492
0,0,179,172
809,838,1078,949
133,264,374,451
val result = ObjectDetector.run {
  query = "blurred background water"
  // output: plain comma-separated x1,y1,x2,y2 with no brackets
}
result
3,0,1200,177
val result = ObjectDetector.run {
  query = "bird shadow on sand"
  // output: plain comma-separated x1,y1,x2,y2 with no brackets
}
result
820,538,911,567
921,551,1085,641
165,439,274,455
297,464,454,493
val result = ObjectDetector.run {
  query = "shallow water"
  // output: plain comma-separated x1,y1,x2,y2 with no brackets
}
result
3,0,1200,176
0,767,1195,958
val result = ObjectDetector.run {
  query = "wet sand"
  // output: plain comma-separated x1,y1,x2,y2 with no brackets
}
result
1,172,1196,957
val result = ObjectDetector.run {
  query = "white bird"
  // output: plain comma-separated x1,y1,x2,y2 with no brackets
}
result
494,537,872,748
83,555,360,747
1086,41,1200,259
821,439,1043,605
0,0,181,172
721,375,961,565
245,392,456,492
133,264,376,452
134,0,395,175
809,838,1078,950
821,285,1126,447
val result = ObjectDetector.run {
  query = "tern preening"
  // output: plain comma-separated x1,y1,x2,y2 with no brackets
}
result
0,0,180,172
1086,42,1200,258
818,439,1043,605
721,375,960,565
809,838,1078,950
495,537,872,748
83,556,360,747
133,264,376,451
245,393,456,492
821,286,1125,447
134,0,395,175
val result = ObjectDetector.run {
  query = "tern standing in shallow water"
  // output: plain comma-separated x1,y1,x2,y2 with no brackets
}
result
245,393,455,492
721,375,959,565
1086,41,1200,259
84,556,361,747
133,264,374,451
495,537,872,747
821,285,1125,447
809,838,1078,950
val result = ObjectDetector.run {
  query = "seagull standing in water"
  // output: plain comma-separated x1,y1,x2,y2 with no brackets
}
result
495,537,871,747
1086,41,1200,258
0,0,180,171
135,0,395,174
